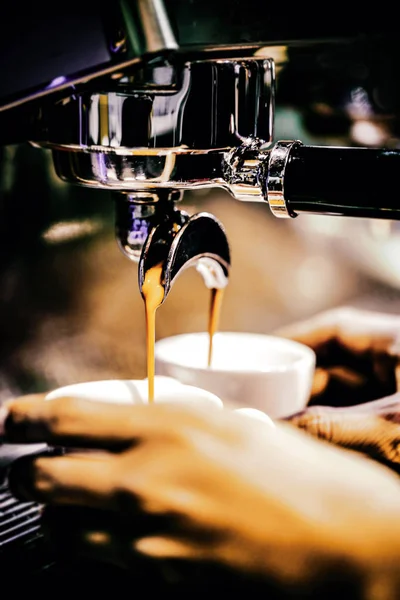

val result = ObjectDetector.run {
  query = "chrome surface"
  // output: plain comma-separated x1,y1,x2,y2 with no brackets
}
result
115,189,182,261
139,211,230,303
53,137,306,217
223,137,267,201
263,140,302,218
128,0,178,55
39,58,274,153
53,149,227,190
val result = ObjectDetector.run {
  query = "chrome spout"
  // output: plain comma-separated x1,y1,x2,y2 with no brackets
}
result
115,189,183,262
115,188,230,303
138,211,230,304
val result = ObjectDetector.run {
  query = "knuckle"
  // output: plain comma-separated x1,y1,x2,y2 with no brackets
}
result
46,396,86,437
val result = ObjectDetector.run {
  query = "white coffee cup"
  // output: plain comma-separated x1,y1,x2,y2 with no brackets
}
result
0,375,276,439
45,375,224,409
45,375,275,428
154,332,316,418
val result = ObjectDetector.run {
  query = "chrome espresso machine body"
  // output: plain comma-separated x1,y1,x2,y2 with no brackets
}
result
2,0,400,586
2,3,400,301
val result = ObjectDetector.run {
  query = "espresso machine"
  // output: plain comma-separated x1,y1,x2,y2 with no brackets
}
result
1,0,400,586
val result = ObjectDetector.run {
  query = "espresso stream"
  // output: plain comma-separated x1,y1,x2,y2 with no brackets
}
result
142,264,224,403
141,263,165,403
207,287,224,367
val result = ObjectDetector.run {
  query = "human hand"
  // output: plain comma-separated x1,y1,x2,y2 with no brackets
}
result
285,392,400,474
276,307,400,471
4,393,400,597
276,307,400,407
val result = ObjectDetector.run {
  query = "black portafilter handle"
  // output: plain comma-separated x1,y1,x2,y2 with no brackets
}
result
263,142,400,220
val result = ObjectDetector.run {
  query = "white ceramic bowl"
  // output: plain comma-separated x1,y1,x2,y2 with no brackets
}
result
155,332,316,418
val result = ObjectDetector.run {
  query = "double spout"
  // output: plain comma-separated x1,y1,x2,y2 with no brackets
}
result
115,191,230,303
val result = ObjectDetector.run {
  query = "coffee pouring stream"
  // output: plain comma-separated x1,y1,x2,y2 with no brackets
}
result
115,188,230,403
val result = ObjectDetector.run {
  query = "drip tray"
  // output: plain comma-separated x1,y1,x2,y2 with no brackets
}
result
0,479,55,574
0,443,55,576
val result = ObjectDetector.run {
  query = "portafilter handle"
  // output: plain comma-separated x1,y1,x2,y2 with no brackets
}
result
225,138,400,220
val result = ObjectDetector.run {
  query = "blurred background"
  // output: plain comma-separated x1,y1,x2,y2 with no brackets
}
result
2,38,400,402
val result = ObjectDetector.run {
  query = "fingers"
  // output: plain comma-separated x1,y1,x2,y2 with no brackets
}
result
273,307,367,350
3,394,204,448
274,317,336,351
287,407,400,471
344,393,400,420
311,366,372,406
309,366,367,406
4,395,141,447
310,363,398,407
276,307,400,345
8,452,120,509
276,309,400,399
1,394,47,440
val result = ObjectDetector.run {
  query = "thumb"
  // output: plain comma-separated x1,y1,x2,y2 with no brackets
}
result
286,408,400,472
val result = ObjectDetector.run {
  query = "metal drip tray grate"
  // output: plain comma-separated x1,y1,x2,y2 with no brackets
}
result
0,483,42,547
0,480,54,573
